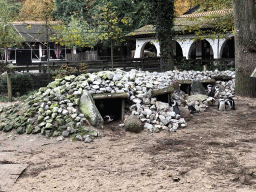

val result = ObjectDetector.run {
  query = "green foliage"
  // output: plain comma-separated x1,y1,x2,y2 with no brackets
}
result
0,73,36,96
18,90,38,101
71,126,93,141
94,1,131,42
192,0,232,12
51,63,88,79
176,59,203,71
94,0,150,31
176,58,235,71
0,0,24,49
53,0,150,50
53,0,93,23
0,94,8,102
52,16,99,48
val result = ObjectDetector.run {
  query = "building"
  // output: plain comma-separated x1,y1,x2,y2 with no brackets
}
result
3,21,75,64
126,9,234,61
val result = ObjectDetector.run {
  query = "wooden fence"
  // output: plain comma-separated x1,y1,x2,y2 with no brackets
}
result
8,57,235,73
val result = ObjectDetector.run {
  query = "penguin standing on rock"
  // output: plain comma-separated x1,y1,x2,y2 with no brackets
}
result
207,84,215,97
214,85,220,98
170,100,180,114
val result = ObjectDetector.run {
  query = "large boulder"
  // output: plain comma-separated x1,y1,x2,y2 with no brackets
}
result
187,94,208,104
191,80,206,95
124,114,144,133
179,106,192,121
79,91,103,129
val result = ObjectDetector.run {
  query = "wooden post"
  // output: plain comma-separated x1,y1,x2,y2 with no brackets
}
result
203,65,207,71
7,70,12,102
121,98,125,120
39,62,41,73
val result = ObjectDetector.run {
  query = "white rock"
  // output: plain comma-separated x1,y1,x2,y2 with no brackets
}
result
133,98,142,104
156,101,169,111
62,110,69,115
144,123,153,132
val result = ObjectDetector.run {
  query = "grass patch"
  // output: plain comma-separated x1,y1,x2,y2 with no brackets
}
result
71,126,94,141
0,94,8,102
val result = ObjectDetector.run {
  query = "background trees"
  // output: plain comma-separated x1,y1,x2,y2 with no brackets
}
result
0,0,24,101
52,0,94,23
19,0,54,21
0,0,23,64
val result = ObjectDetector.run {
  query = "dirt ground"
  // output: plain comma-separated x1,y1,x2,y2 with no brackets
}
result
1,96,256,192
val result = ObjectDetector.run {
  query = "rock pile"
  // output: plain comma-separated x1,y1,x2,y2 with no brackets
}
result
0,69,236,140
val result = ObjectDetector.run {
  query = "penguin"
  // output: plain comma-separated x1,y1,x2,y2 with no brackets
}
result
170,100,180,114
188,105,196,114
225,97,235,110
214,85,220,99
103,115,115,124
207,84,215,97
206,97,216,106
218,98,226,111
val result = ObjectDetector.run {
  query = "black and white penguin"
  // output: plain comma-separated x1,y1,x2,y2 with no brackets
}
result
214,85,220,98
225,97,235,110
103,115,115,123
218,98,226,111
206,96,216,106
170,100,180,114
207,84,215,97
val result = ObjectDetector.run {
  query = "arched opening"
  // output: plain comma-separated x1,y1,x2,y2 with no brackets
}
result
141,42,157,58
173,41,183,60
221,37,235,58
189,40,213,59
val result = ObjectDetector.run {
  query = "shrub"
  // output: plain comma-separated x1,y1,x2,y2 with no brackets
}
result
0,73,35,96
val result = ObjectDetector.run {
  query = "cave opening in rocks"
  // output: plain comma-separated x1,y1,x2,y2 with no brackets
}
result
156,93,170,103
180,84,191,95
94,98,123,122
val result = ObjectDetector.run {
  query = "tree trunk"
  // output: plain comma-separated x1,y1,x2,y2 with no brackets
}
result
233,0,256,97
5,47,12,102
7,71,12,102
111,39,113,71
160,39,175,71
150,0,175,72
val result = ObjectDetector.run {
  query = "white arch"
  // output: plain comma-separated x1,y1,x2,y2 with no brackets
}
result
134,35,233,59
134,38,160,58
176,39,194,59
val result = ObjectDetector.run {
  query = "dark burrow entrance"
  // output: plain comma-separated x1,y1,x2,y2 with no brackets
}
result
156,93,170,103
94,98,122,122
180,84,191,95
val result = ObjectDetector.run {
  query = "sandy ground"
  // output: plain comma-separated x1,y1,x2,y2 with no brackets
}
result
1,96,256,191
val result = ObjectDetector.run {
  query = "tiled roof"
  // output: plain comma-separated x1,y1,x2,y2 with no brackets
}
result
12,23,59,42
13,21,62,25
179,9,232,18
126,9,233,37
